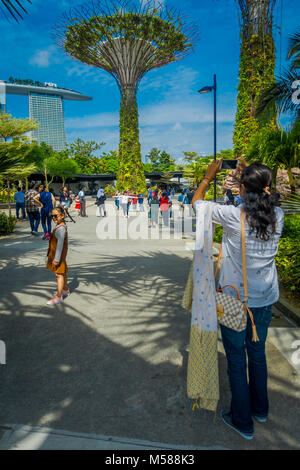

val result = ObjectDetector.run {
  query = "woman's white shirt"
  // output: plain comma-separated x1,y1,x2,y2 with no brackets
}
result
194,200,284,308
121,195,129,204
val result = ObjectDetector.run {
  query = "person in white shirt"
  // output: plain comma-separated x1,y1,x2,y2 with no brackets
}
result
120,191,130,218
192,160,284,441
78,187,87,217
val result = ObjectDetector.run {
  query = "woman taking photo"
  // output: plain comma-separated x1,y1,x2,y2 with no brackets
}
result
192,160,284,440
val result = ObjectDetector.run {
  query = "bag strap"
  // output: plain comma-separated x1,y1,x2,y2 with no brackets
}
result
216,284,241,300
241,210,248,303
214,242,222,278
214,209,259,342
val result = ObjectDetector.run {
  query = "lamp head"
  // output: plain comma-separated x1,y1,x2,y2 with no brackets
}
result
198,86,213,94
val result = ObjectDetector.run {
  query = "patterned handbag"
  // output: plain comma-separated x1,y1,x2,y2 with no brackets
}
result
215,210,259,342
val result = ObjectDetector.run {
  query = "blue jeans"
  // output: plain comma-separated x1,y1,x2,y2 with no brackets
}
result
27,210,40,232
16,202,26,219
220,304,273,433
41,208,52,234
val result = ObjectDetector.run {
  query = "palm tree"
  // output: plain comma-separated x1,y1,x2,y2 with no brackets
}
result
0,0,31,22
256,29,300,122
246,120,300,193
288,28,300,70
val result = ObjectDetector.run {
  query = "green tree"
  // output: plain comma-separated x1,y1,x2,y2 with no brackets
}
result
48,158,79,188
183,151,199,164
256,28,300,123
100,150,119,174
148,148,175,172
0,112,38,142
183,153,214,186
67,138,105,174
233,1,277,157
246,120,300,193
0,113,40,214
0,140,37,215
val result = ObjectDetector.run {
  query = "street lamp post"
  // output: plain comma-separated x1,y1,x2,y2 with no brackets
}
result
198,74,217,202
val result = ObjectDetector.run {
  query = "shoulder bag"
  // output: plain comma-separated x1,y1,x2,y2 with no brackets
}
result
215,210,259,342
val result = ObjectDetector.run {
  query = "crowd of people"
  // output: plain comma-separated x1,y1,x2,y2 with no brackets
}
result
109,187,197,227
13,181,247,238
13,184,89,239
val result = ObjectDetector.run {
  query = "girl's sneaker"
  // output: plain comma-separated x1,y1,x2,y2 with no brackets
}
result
42,233,48,240
46,295,64,306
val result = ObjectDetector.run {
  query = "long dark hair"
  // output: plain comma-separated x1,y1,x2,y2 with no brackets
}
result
241,163,280,241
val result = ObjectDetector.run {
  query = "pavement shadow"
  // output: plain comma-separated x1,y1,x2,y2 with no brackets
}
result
0,246,299,449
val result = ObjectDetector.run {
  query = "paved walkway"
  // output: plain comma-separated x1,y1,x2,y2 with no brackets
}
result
0,201,299,450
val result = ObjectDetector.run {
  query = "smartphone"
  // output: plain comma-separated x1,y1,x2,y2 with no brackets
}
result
220,160,238,170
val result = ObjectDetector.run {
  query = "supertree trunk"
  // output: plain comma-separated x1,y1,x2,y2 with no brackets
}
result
233,0,277,157
118,87,145,192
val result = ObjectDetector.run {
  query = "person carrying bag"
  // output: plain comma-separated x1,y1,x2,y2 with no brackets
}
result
96,188,107,217
183,159,284,441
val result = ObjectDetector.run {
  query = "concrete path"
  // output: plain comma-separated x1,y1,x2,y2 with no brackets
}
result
0,201,299,450
0,424,227,450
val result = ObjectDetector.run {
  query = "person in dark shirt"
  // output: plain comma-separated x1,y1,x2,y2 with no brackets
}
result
34,185,56,240
14,187,26,220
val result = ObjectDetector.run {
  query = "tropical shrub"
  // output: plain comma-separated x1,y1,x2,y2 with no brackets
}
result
213,224,223,244
0,212,17,235
276,214,300,297
276,238,300,295
281,214,300,239
0,188,15,203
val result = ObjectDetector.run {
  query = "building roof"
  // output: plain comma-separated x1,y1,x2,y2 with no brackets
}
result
1,81,92,101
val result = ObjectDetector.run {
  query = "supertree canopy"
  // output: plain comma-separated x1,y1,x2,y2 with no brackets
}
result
54,0,199,192
233,0,277,157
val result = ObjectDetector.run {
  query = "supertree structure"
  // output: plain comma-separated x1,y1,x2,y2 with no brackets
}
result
233,0,277,157
54,0,199,192
0,0,31,22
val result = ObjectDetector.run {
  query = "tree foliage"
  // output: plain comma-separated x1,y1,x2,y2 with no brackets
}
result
67,138,105,174
147,147,175,172
233,0,277,157
246,120,300,192
0,112,38,141
256,28,300,123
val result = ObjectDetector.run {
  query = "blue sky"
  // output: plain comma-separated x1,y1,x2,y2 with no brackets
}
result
1,0,298,162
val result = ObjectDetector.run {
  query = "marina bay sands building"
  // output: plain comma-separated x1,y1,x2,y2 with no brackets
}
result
0,79,91,151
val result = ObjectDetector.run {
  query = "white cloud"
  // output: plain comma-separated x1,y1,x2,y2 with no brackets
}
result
66,111,118,129
66,63,114,87
29,46,60,68
172,123,183,131
65,97,235,130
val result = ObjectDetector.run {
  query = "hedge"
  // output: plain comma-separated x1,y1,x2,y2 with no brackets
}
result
0,212,17,235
